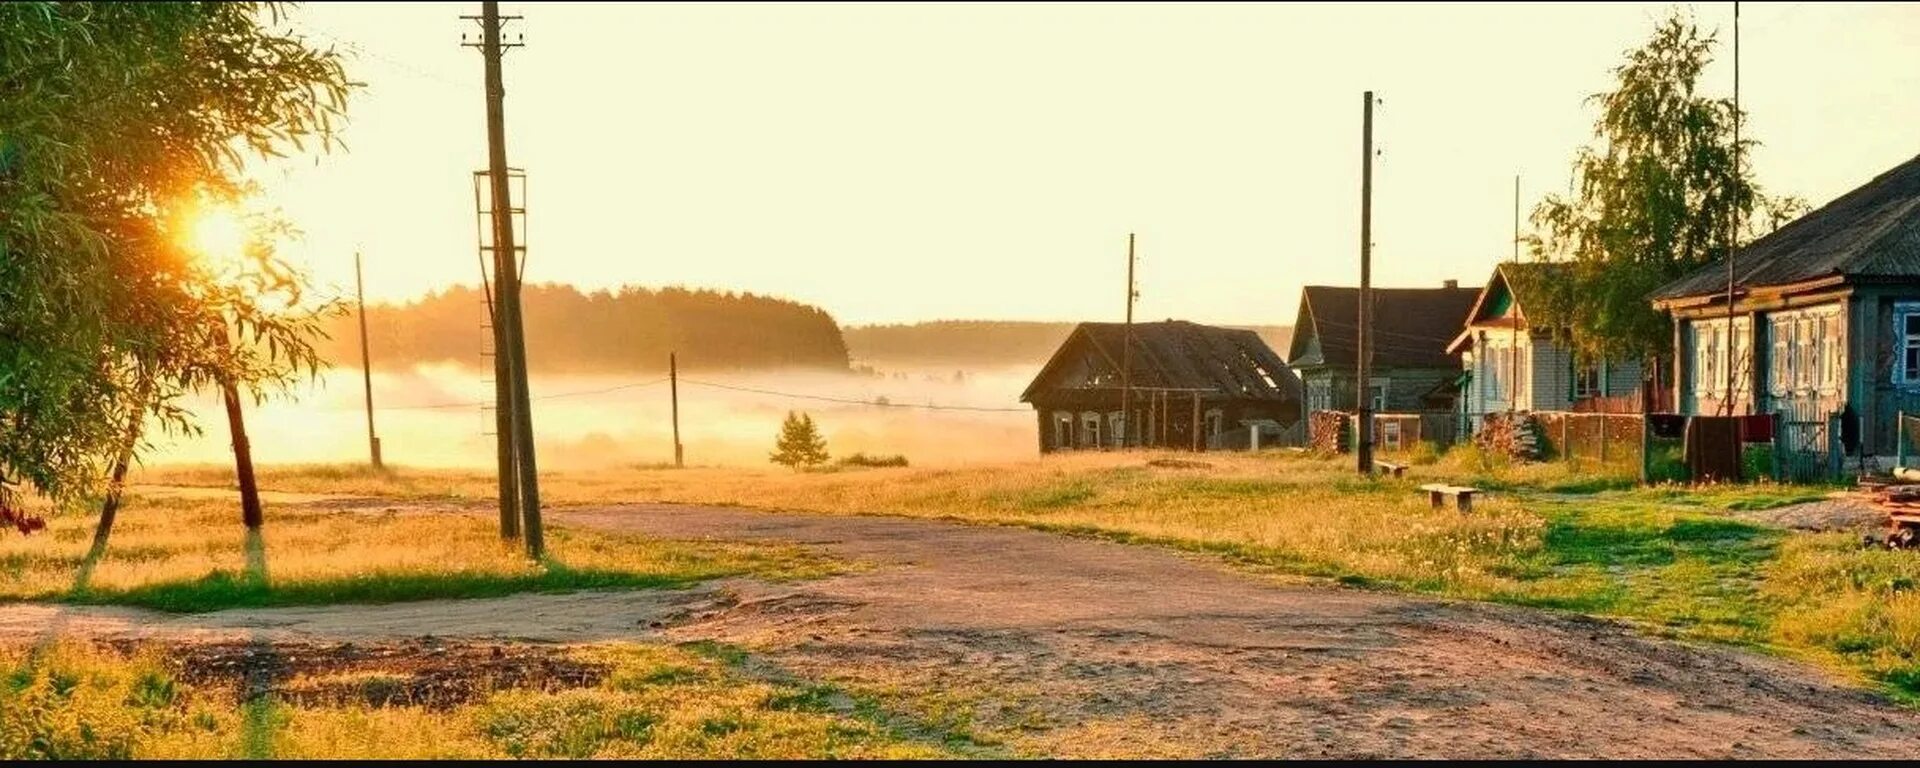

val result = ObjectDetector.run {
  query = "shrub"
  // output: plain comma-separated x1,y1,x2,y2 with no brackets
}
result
1406,440,1442,466
833,453,908,469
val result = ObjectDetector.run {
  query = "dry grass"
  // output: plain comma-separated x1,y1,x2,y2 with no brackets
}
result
0,641,965,759
0,492,842,612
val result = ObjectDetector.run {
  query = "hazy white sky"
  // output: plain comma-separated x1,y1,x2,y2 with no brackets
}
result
260,2,1920,328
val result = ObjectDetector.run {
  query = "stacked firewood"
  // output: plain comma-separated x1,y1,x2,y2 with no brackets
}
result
1861,470,1920,549
1475,412,1545,461
1308,411,1351,454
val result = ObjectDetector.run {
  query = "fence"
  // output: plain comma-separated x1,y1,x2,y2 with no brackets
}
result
1531,411,1646,470
1307,410,1454,454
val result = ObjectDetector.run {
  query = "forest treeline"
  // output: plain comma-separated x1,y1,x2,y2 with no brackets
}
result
317,283,851,373
843,321,1293,367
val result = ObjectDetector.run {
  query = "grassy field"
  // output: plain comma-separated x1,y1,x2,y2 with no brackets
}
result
0,492,842,613
0,639,974,759
134,452,1920,701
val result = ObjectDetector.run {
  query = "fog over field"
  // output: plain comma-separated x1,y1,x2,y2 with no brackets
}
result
147,363,1041,470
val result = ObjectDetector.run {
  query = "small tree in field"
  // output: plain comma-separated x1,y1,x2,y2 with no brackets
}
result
770,412,830,471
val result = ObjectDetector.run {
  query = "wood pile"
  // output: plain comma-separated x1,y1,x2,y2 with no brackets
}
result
1860,477,1920,549
1474,412,1546,461
1309,411,1351,454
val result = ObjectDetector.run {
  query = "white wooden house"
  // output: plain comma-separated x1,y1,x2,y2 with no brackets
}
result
1448,263,1641,430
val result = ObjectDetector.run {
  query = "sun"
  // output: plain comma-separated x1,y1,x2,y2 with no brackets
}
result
184,203,250,269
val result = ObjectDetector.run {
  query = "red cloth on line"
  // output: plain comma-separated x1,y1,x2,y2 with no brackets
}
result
1738,414,1775,443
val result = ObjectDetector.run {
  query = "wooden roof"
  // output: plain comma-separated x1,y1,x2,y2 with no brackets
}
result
1653,153,1920,305
1019,320,1300,403
1446,262,1570,352
1288,285,1478,369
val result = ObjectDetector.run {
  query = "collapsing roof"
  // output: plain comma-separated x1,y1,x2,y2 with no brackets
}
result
1653,153,1920,305
1020,320,1301,403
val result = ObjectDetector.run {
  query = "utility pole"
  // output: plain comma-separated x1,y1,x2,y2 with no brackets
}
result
1511,177,1521,413
1512,176,1521,263
468,0,543,557
670,352,684,468
1120,233,1137,449
1356,90,1375,475
1724,0,1740,416
355,251,382,469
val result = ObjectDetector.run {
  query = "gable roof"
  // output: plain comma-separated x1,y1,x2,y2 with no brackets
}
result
1020,320,1300,403
1652,153,1920,304
1288,285,1477,370
1447,262,1571,352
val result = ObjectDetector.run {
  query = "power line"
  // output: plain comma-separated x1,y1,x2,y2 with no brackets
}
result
388,377,669,411
289,19,469,88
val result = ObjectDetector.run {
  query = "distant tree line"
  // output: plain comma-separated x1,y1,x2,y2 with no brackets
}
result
320,283,850,373
843,320,1293,367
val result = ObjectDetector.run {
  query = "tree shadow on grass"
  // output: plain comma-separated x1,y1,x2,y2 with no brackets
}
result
237,528,283,759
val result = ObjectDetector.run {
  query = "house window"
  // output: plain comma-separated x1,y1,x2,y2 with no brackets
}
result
1052,412,1073,449
1696,323,1720,398
1900,306,1920,387
1369,382,1389,412
1573,357,1602,400
1204,409,1224,437
1080,412,1101,448
1306,380,1332,412
1382,420,1402,451
1108,412,1126,448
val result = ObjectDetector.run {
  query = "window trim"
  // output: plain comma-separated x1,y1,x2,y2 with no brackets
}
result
1896,302,1920,388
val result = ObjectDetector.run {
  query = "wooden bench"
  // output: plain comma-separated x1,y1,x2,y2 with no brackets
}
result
1373,460,1407,478
1419,483,1480,512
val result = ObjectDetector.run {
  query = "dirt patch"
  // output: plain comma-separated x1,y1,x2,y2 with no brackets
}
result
1734,497,1887,532
1145,458,1214,469
107,637,607,710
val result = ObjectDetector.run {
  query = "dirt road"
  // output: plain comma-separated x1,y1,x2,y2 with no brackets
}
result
7,502,1920,757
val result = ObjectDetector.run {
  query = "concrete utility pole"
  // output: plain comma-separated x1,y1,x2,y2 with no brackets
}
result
1356,91,1375,475
469,0,543,557
1120,233,1137,448
355,251,382,469
670,352,684,468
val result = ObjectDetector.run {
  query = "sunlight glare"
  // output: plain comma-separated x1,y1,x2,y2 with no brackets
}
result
185,203,249,270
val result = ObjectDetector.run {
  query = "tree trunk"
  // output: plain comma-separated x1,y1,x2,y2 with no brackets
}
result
89,383,150,559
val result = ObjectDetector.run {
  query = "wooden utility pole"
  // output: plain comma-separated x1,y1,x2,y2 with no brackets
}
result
1356,90,1375,474
473,0,542,557
355,251,382,469
1513,176,1521,263
1190,392,1201,452
670,352,684,468
1120,233,1136,449
1723,0,1741,416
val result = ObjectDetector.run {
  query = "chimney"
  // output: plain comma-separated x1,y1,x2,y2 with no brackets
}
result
1443,279,1459,289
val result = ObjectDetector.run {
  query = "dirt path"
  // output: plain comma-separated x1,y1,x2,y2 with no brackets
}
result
7,502,1920,757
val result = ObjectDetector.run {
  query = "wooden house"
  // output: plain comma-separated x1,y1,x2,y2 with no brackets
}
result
1287,283,1478,415
1649,153,1920,457
1020,320,1302,453
1448,263,1643,429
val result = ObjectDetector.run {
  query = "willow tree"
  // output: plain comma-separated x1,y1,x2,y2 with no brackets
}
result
0,3,352,537
1527,12,1804,367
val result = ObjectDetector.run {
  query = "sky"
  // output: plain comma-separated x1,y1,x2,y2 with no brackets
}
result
258,2,1920,329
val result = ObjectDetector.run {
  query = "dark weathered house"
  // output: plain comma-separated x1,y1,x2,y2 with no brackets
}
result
1448,263,1643,428
1021,320,1302,453
1649,153,1920,457
1288,283,1478,415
